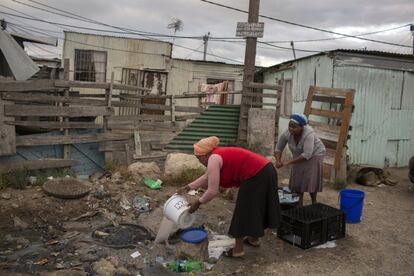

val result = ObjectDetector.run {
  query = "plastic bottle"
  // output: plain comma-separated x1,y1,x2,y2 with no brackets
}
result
167,260,203,272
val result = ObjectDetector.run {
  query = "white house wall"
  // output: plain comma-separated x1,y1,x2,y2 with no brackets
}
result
62,32,171,86
169,59,244,113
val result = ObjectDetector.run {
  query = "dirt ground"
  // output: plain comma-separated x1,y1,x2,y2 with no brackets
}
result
0,167,413,276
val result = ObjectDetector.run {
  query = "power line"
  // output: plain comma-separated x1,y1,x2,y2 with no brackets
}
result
199,0,413,49
10,21,243,64
6,1,244,63
184,42,205,59
12,0,204,39
17,0,410,45
10,24,168,57
1,10,242,63
262,24,411,44
0,3,68,31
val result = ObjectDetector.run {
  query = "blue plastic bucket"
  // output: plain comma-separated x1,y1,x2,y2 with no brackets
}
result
339,189,365,224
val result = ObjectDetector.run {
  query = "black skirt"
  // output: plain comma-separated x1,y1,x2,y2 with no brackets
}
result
228,163,281,238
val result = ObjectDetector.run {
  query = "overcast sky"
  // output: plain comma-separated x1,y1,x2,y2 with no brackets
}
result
1,0,413,66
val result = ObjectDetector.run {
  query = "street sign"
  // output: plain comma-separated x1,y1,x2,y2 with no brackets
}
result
236,22,264,38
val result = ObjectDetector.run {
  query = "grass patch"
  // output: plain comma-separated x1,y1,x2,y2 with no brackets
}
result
172,167,206,185
104,160,132,181
0,167,73,190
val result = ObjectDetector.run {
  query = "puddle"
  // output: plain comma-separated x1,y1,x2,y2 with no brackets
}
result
92,223,153,248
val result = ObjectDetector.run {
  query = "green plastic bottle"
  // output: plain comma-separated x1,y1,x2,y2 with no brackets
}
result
167,260,203,272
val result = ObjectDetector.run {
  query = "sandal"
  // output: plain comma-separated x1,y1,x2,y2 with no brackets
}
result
223,248,245,258
243,237,260,247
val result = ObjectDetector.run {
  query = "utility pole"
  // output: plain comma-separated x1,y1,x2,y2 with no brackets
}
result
203,32,210,61
290,41,296,59
411,24,414,55
237,0,261,143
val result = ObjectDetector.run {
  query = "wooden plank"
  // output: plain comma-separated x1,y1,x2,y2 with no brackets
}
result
63,59,70,160
132,153,168,160
125,144,132,165
176,114,199,120
5,105,114,117
246,101,280,107
313,95,345,104
2,92,107,106
310,108,343,119
0,97,16,155
108,114,172,121
308,120,341,134
106,72,114,107
313,86,354,97
243,92,279,99
0,80,57,91
99,139,133,151
175,105,204,113
324,148,336,166
0,159,80,173
170,95,176,122
304,86,315,117
54,80,151,92
246,82,283,91
335,92,354,169
16,133,131,146
107,121,182,131
134,130,142,156
8,120,102,129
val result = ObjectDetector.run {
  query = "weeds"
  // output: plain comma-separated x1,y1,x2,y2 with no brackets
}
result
105,160,132,181
173,167,206,184
0,167,74,190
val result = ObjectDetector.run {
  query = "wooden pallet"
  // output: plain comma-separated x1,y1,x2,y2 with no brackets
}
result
304,86,355,179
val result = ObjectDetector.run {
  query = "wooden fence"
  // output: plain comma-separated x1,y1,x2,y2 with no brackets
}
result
0,76,281,171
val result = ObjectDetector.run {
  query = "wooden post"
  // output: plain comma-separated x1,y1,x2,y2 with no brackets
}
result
237,0,260,142
63,58,70,160
125,143,131,165
274,79,283,142
170,95,176,122
104,72,114,131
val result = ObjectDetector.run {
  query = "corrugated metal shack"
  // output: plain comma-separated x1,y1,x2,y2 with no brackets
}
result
259,50,414,167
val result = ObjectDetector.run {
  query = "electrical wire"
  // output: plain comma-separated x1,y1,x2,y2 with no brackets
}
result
199,0,413,49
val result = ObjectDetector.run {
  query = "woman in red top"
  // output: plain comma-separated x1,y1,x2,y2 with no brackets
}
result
177,136,281,258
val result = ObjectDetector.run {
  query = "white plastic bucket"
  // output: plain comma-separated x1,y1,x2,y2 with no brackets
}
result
163,194,195,228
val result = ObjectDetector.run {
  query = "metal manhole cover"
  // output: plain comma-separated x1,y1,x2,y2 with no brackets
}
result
92,223,154,248
42,177,91,199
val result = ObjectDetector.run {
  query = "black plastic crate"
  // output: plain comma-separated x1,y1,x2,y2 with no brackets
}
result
277,203,345,249
309,203,346,241
277,205,328,249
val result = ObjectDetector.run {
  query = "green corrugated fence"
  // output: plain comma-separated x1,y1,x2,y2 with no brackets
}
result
165,105,240,152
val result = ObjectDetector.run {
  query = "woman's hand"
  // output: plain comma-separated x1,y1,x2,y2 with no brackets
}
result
188,199,201,213
176,185,190,195
275,161,284,168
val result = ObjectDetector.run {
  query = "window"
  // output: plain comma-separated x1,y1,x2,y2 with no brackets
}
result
281,79,292,117
74,49,107,82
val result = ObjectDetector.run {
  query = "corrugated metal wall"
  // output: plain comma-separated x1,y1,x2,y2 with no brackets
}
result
263,55,334,136
262,53,414,167
334,66,414,167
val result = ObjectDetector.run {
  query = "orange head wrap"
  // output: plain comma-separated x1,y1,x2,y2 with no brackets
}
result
193,136,220,156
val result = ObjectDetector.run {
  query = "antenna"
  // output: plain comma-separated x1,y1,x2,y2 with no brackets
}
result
167,18,184,45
